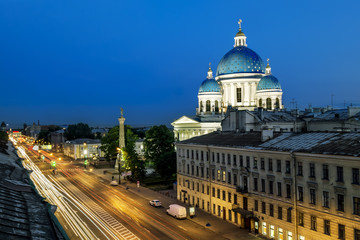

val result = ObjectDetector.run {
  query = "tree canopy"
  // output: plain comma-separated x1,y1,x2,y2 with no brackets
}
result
144,125,176,179
64,123,93,140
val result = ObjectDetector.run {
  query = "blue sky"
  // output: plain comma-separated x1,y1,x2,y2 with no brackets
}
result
1,0,360,127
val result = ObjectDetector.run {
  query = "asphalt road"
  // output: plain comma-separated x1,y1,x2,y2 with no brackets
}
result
20,144,241,240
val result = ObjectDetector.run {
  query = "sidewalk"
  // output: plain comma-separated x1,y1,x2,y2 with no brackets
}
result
88,168,262,240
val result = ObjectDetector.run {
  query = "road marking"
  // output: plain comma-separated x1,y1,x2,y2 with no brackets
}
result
178,226,186,231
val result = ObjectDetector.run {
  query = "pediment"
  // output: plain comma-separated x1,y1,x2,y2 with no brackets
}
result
172,116,200,125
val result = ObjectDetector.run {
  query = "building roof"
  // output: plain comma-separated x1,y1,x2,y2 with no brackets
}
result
310,108,360,122
216,46,265,76
0,141,67,239
179,131,360,157
198,78,221,93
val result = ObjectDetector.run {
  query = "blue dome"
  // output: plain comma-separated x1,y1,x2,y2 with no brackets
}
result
199,78,221,93
216,46,265,76
257,75,281,91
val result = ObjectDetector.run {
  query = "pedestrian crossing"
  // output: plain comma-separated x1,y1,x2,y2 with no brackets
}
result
54,175,139,240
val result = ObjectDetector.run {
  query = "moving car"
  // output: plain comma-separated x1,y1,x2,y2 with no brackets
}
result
166,204,186,219
149,199,162,207
110,180,119,186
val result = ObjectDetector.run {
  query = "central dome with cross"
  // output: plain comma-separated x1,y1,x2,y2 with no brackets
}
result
216,19,265,76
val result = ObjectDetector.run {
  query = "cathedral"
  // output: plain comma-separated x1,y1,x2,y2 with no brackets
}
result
172,20,284,141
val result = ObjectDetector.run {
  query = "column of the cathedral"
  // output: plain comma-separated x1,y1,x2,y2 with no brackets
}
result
244,83,249,106
231,83,235,107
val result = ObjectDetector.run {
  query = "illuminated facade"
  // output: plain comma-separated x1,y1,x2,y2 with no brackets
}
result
176,131,360,240
172,20,284,141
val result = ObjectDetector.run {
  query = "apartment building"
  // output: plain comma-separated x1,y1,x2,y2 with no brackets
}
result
176,131,360,240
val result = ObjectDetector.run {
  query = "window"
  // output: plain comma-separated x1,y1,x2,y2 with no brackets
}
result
217,189,220,198
243,197,248,210
234,194,238,204
201,184,204,193
206,100,211,112
217,170,220,180
246,156,250,167
277,182,282,197
236,88,242,102
201,167,204,178
353,168,360,184
278,228,283,240
337,166,343,182
287,232,293,240
299,212,304,226
228,192,231,203
201,151,204,160
277,160,281,172
262,202,266,214
261,179,266,192
337,194,344,212
187,164,189,174
227,154,231,165
196,166,199,176
354,229,360,240
310,189,316,205
222,153,225,164
268,158,273,171
222,170,226,182
270,225,275,238
222,190,226,200
216,153,220,163
233,155,237,166
196,150,198,160
298,186,303,201
196,183,199,191
212,169,215,180
338,224,345,240
239,155,243,167
286,160,291,174
354,197,360,215
191,165,194,175
309,163,315,178
233,173,237,186
218,205,221,216
311,216,317,231
270,204,274,217
261,158,265,170
287,208,292,222
227,172,231,184
262,222,267,236
297,162,303,176
253,158,258,169
286,184,291,199
323,191,329,208
191,150,194,159
228,209,232,221
254,200,258,211
213,204,216,214
266,98,272,109
322,164,329,180
324,220,330,235
269,181,273,195
278,207,282,219
254,178,258,191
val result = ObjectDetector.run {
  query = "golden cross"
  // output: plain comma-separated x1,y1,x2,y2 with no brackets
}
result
238,19,242,30
209,62,211,68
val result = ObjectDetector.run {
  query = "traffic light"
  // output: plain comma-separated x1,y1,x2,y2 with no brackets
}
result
84,159,88,168
51,161,56,168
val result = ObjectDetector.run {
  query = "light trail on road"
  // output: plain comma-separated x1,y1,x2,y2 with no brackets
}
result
16,145,139,240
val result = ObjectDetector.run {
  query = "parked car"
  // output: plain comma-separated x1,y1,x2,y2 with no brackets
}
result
149,200,162,207
166,204,186,219
110,180,118,186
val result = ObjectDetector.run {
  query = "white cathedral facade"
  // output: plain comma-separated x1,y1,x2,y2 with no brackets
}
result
172,20,284,141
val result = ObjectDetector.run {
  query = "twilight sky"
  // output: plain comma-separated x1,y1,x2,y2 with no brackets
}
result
1,0,360,127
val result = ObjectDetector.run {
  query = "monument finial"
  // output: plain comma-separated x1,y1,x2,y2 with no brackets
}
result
121,108,123,117
238,19,242,30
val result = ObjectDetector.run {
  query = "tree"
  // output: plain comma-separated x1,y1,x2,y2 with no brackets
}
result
64,123,94,140
36,125,61,144
100,126,119,161
144,125,175,178
100,125,145,180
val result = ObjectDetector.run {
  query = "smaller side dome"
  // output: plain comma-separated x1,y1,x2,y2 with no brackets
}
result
199,79,221,93
257,75,281,91
199,65,221,93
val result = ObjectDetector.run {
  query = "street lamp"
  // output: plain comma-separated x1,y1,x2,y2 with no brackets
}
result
117,147,122,184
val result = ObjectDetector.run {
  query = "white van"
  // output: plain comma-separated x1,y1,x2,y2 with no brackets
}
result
166,204,187,219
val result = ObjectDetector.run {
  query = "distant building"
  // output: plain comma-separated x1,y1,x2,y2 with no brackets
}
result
25,122,41,139
50,129,65,152
64,138,104,160
135,138,145,158
91,128,109,138
176,131,360,240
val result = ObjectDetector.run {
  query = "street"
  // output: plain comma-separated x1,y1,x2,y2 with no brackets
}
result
16,141,259,240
